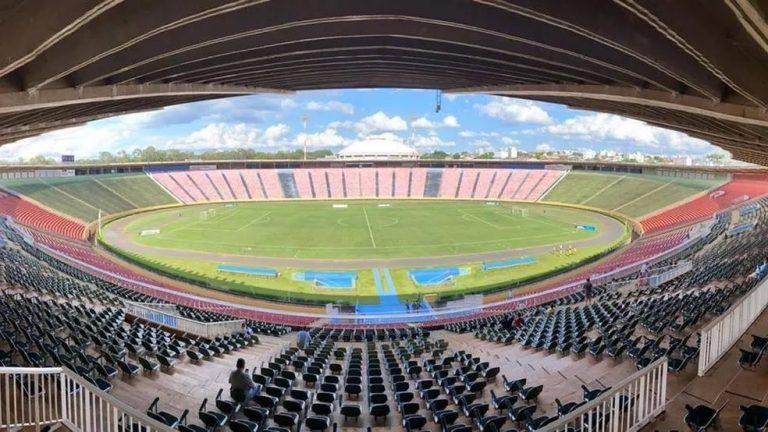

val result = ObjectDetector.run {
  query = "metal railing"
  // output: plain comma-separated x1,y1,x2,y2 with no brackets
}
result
125,301,245,338
648,260,693,288
0,366,174,432
541,357,668,432
698,275,768,376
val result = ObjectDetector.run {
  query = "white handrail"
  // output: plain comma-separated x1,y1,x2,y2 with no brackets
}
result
541,357,668,432
125,301,245,338
698,275,768,376
0,367,175,432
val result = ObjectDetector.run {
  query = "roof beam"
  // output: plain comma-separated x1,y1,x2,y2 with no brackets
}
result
447,84,768,128
0,83,280,114
0,0,122,80
20,0,269,91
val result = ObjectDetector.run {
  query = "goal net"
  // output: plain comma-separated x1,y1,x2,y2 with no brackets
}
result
200,209,217,220
511,207,529,217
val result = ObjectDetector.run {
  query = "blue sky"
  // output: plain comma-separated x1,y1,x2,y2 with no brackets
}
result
0,89,727,161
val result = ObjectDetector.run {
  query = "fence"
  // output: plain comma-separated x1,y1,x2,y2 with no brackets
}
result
0,366,174,432
125,301,245,338
648,260,693,288
698,275,768,376
541,357,668,432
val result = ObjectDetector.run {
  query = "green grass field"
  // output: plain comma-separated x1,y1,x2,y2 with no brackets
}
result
102,200,629,305
119,200,605,259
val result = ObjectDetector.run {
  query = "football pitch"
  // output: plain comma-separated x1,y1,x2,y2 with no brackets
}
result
116,200,606,260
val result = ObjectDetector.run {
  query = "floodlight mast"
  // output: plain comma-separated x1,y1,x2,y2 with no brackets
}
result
302,113,309,160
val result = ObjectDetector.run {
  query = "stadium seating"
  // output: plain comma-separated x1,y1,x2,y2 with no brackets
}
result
543,171,729,218
456,169,479,199
499,170,528,200
438,168,461,198
393,168,409,198
152,172,196,203
486,170,509,199
2,174,176,221
641,176,768,233
222,170,250,200
424,169,443,197
378,168,395,198
1,187,768,432
473,169,494,199
0,191,86,239
208,171,235,201
260,170,285,199
359,169,377,198
294,169,314,198
327,169,345,198
409,168,427,198
239,170,266,199
344,168,362,198
513,169,543,200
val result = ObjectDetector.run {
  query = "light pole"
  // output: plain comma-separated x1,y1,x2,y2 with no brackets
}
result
302,113,309,160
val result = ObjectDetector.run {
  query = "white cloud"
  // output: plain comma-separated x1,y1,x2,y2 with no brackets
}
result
353,111,408,135
412,134,456,148
296,128,352,148
501,137,520,146
544,113,716,153
0,110,165,161
476,97,553,125
536,143,553,152
442,115,460,128
305,100,355,115
412,115,461,130
166,123,291,151
411,117,435,129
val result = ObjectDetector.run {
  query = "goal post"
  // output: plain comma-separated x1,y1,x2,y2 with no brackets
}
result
199,209,217,220
510,207,529,217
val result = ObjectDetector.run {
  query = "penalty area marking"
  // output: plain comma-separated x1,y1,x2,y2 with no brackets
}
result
362,207,377,248
236,211,273,232
459,210,504,229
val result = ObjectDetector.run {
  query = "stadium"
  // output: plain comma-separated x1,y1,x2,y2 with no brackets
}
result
0,3,767,432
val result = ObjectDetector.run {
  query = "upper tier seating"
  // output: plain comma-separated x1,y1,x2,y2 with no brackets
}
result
542,172,726,218
438,168,461,198
378,168,395,198
409,168,427,198
641,176,768,233
2,174,176,221
0,191,86,239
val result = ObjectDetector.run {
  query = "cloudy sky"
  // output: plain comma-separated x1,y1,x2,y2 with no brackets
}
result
0,89,728,161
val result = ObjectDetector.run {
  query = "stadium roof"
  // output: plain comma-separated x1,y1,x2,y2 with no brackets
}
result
337,136,419,160
2,2,768,164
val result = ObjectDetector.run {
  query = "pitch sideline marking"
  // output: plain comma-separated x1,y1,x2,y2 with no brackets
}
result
362,207,377,248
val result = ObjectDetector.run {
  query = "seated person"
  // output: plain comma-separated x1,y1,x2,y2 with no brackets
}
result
297,330,312,350
229,358,261,402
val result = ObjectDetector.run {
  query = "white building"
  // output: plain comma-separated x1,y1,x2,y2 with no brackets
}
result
337,136,420,160
493,147,518,159
672,155,692,166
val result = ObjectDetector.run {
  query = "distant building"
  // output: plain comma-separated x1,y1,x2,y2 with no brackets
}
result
337,136,419,160
494,147,518,159
672,155,692,166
